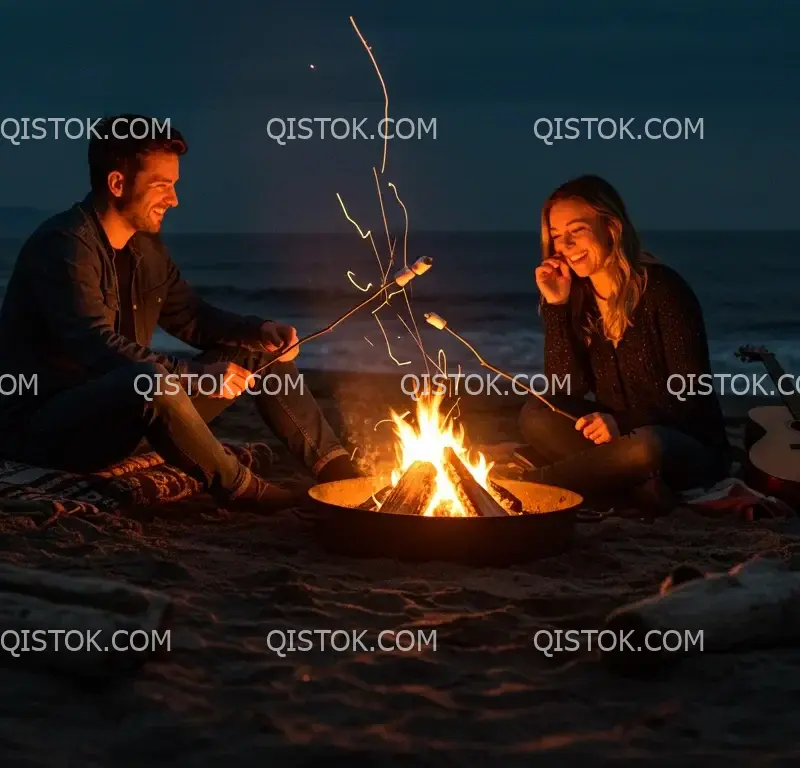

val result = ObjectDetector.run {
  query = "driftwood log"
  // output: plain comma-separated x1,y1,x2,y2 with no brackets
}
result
378,461,438,516
0,563,172,680
442,448,509,517
603,556,800,674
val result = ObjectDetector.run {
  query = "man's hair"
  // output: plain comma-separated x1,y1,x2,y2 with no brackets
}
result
88,114,187,198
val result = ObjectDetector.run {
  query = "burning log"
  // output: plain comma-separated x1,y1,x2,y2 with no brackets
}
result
442,447,509,517
378,461,438,516
431,502,452,517
488,480,523,514
357,484,392,511
603,556,800,674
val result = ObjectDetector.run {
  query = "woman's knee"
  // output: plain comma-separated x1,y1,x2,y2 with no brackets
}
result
519,397,557,444
626,427,664,473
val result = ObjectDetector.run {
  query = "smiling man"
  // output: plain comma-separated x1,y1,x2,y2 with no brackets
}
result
0,114,361,509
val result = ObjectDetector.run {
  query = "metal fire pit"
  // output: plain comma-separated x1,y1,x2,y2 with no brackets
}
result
307,475,583,566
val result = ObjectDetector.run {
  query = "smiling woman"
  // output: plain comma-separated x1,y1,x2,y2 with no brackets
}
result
516,174,731,512
539,176,652,345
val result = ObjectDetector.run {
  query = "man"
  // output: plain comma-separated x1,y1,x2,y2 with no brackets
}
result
0,114,361,509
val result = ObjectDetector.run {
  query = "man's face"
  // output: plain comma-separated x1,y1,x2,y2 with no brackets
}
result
114,151,180,233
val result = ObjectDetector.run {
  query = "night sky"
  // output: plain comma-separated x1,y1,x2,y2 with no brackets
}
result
1,0,798,232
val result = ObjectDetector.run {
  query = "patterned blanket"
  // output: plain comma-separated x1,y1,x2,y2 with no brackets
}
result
0,442,274,517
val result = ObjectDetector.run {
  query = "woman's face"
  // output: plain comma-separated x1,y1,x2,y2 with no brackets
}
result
547,199,610,278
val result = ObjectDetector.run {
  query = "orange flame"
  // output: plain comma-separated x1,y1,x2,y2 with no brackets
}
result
382,392,494,516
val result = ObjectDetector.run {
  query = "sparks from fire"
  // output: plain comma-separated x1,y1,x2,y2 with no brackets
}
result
349,16,389,174
338,16,444,378
340,17,502,511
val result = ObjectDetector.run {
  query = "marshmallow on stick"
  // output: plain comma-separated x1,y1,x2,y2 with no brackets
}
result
251,257,434,377
393,256,433,287
424,312,447,330
423,312,576,421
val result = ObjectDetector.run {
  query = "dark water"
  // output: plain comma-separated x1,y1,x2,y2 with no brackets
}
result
1,231,797,379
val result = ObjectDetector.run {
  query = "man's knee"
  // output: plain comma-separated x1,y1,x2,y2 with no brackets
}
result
199,346,279,376
248,360,305,400
99,360,168,396
626,427,664,473
260,358,300,379
130,361,169,379
195,346,308,401
127,361,189,408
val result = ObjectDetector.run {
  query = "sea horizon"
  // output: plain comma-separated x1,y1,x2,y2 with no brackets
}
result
0,229,796,382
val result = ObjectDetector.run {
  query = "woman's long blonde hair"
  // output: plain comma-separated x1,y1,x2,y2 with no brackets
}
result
540,174,653,345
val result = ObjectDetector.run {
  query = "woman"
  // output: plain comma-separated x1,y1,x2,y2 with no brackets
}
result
518,174,730,511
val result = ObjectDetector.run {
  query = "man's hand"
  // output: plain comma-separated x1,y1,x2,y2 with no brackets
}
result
199,361,256,399
260,321,299,362
575,412,620,444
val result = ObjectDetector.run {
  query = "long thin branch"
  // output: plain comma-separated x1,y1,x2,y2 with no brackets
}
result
251,281,396,377
435,323,577,422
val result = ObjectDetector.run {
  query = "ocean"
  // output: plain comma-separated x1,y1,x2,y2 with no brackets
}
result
0,231,796,382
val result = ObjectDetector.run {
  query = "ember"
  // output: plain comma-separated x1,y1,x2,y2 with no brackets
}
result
360,394,521,517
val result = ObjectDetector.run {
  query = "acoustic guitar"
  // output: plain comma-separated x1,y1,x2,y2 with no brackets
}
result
735,345,800,504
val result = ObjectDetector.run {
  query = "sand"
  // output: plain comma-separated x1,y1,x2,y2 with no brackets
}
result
2,371,800,766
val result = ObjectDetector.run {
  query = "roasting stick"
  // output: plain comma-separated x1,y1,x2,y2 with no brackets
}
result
249,257,434,378
424,312,577,422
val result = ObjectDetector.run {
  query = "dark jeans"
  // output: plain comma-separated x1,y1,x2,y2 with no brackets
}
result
518,394,729,500
9,346,348,499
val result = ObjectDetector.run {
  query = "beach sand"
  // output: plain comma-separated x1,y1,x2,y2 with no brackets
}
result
2,371,800,766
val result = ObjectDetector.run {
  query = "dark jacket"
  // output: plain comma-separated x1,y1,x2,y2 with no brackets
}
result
541,262,730,453
0,194,266,425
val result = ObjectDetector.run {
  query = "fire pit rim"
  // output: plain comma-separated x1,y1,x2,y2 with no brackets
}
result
305,475,583,565
306,474,583,518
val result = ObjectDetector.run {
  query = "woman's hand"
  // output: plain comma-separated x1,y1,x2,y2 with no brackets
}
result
575,412,620,444
535,258,572,304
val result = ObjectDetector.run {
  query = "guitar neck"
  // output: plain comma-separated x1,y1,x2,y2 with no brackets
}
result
761,354,800,420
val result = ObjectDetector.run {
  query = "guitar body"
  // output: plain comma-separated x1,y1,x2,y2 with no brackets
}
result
741,405,800,504
734,345,800,508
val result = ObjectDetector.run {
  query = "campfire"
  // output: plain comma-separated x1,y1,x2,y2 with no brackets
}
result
358,394,522,517
308,391,583,564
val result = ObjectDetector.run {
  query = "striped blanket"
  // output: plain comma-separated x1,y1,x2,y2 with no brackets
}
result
0,442,274,517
